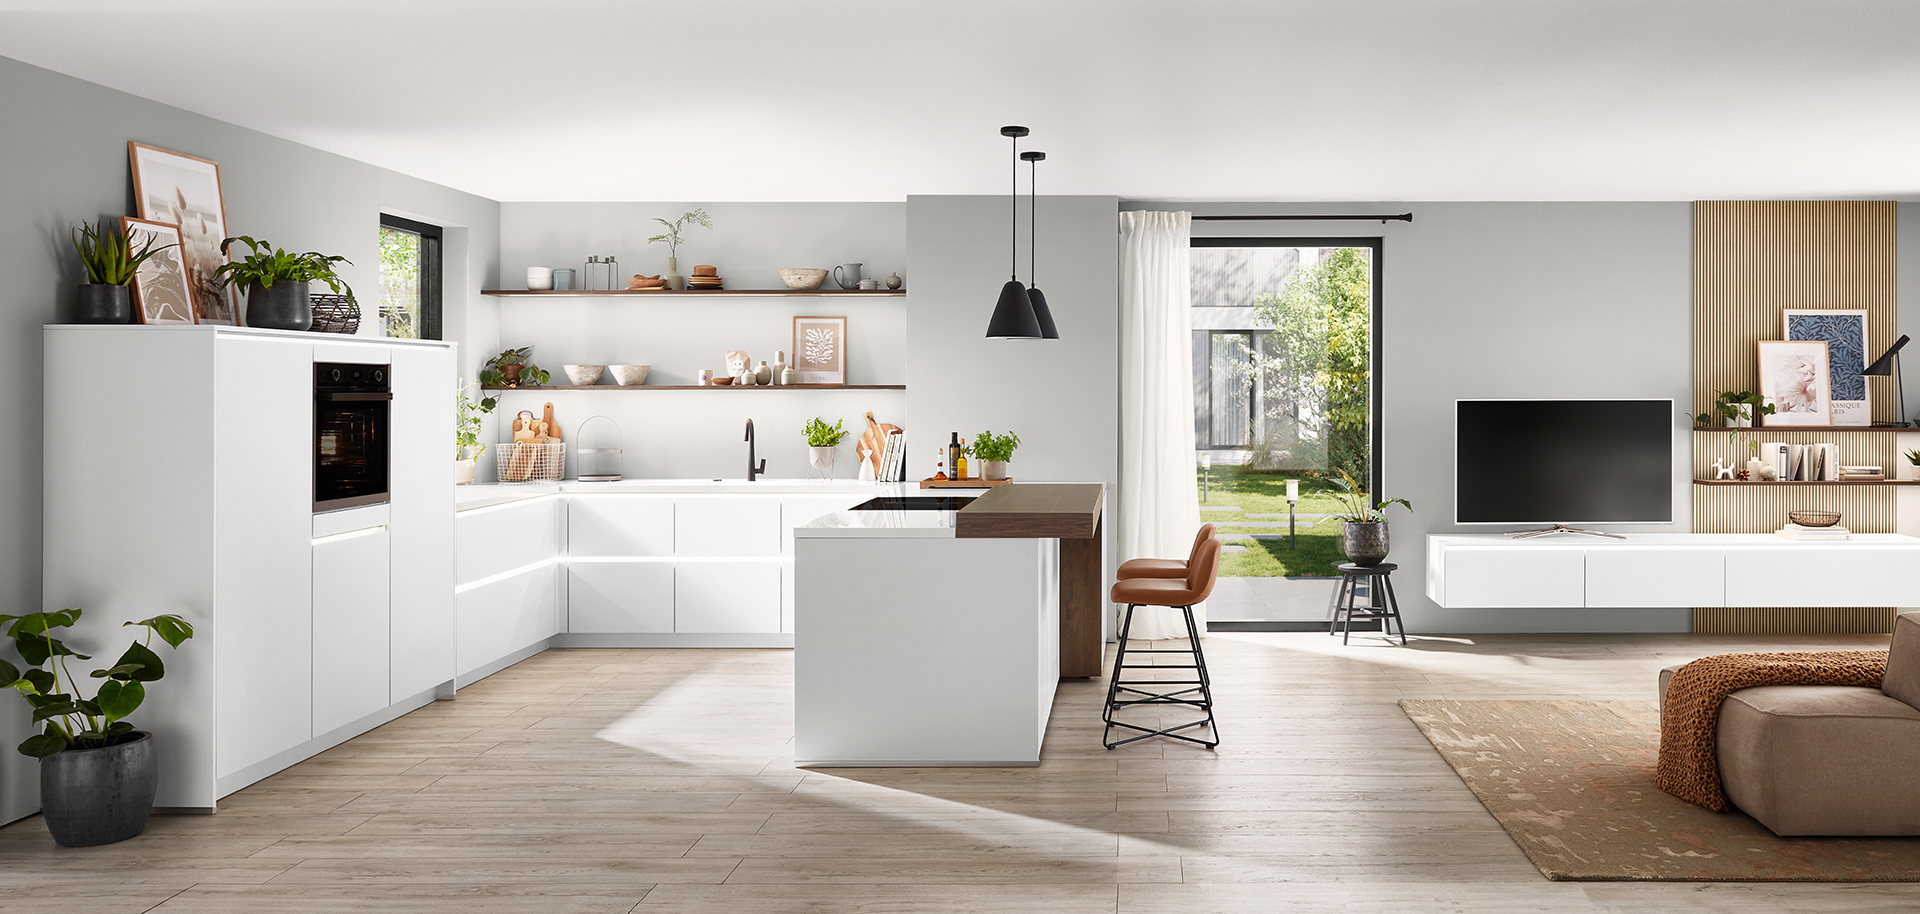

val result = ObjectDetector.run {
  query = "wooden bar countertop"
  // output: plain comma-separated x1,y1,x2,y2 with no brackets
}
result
954,483,1103,539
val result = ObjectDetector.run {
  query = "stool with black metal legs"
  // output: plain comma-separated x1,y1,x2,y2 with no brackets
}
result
1329,561,1407,645
1103,536,1222,749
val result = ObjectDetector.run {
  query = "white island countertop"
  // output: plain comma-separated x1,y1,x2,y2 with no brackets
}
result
455,478,929,512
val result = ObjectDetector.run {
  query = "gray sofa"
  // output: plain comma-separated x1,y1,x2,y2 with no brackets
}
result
1658,612,1920,836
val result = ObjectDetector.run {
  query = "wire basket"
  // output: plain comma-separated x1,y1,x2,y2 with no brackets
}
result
497,441,565,483
308,294,360,334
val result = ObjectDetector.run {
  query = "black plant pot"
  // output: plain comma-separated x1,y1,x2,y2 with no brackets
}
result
73,284,131,324
245,280,312,331
40,730,158,847
1342,521,1391,567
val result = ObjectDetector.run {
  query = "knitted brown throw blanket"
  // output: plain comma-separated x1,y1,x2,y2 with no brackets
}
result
1657,650,1887,811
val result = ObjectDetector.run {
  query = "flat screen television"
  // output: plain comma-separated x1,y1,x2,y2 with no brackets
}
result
1455,399,1674,527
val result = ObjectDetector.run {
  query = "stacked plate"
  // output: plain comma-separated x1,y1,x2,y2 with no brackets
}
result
688,264,723,290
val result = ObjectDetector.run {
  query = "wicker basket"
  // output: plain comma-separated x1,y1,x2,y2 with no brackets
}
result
1788,510,1842,528
497,441,565,483
308,294,360,334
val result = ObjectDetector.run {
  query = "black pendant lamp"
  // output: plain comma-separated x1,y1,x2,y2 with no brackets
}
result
985,125,1043,339
1020,149,1059,340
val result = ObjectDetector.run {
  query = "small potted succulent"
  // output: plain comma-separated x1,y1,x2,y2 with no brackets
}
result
1331,469,1412,567
70,221,172,324
1905,448,1920,482
969,430,1021,481
646,209,711,291
456,380,499,485
215,236,354,331
804,417,848,478
1,608,193,846
481,347,550,388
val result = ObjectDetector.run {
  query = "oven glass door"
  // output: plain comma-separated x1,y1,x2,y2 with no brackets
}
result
315,398,389,511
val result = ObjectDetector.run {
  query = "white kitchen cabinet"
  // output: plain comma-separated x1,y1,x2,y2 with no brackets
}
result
457,497,559,585
312,527,391,736
568,563,675,633
676,497,780,556
457,564,560,679
569,496,674,556
676,562,782,633
387,345,456,704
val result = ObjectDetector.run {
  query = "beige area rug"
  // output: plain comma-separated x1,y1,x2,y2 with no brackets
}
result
1400,699,1920,882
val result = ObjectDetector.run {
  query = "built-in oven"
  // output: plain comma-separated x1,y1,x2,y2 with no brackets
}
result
313,362,392,513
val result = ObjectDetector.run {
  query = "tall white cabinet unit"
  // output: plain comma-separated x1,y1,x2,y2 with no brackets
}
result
39,326,455,812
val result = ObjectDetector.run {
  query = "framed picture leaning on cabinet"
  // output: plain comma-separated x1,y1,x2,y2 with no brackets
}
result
793,315,847,385
120,218,195,324
1783,308,1869,425
128,142,239,325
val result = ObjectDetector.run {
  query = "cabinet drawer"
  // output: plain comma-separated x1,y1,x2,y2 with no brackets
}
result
456,498,557,586
569,496,674,557
676,498,780,556
1436,548,1584,608
1585,547,1724,608
1725,547,1920,607
676,562,781,633
456,564,558,678
568,563,675,633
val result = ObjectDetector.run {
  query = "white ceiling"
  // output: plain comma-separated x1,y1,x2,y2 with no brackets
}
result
4,0,1919,203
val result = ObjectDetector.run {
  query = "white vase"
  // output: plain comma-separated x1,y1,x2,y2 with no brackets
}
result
771,350,788,385
809,445,836,479
754,360,772,385
983,460,1009,481
454,458,476,485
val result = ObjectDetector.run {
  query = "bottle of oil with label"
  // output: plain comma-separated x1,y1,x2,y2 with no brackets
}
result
947,433,963,483
955,438,969,481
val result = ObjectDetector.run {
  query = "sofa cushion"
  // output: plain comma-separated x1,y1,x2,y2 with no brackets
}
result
1884,612,1920,710
1716,684,1920,836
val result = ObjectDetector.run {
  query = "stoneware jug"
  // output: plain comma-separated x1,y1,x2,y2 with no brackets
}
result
754,360,773,385
771,350,788,385
833,263,863,289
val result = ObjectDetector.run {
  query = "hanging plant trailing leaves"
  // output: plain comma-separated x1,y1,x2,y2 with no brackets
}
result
0,609,194,758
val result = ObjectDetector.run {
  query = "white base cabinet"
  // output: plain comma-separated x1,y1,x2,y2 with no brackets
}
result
312,527,391,736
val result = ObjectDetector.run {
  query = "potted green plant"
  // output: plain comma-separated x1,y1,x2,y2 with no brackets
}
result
70,221,172,324
456,380,499,485
804,417,848,478
1696,390,1775,429
1,609,193,846
1331,469,1412,566
969,430,1022,481
1905,448,1920,482
647,209,711,291
480,347,550,388
214,236,354,332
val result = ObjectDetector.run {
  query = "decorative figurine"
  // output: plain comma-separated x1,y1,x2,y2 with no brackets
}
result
1712,457,1736,480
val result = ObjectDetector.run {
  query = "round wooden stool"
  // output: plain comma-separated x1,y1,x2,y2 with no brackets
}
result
1329,562,1407,645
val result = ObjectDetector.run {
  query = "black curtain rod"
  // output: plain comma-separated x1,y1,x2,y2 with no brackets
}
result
1191,213,1414,223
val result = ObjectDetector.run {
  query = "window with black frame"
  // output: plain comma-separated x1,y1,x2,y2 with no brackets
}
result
378,214,442,340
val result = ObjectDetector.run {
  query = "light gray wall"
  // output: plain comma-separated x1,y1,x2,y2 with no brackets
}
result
905,194,1122,623
1900,203,1920,427
0,54,499,823
1124,200,1696,633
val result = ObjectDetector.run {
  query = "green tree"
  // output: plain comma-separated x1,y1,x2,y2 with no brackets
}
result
379,227,421,339
1251,248,1371,480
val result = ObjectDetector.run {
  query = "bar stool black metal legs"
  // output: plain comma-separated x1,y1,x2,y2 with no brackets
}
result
1102,601,1218,749
1328,561,1407,645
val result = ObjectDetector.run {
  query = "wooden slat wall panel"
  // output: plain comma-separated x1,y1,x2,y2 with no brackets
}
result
1693,201,1897,422
1692,201,1899,634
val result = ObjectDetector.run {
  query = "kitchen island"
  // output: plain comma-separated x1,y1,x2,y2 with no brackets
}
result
792,483,1104,767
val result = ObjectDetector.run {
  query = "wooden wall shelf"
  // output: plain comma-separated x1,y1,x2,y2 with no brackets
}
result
483,384,905,391
1692,479,1919,486
481,289,905,298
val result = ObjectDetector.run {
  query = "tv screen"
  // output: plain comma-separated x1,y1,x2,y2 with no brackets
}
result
1455,399,1674,525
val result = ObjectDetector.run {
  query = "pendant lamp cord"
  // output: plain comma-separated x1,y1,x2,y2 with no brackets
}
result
1029,157,1037,289
1010,132,1018,282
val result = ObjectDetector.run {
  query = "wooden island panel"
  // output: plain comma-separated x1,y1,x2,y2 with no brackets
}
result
957,484,1106,678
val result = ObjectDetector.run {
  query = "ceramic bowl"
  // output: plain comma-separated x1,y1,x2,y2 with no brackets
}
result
779,268,829,291
608,364,650,386
563,364,605,386
711,376,734,386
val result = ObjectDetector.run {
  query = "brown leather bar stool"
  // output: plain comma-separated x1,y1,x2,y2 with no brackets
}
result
1116,523,1216,580
1103,537,1222,749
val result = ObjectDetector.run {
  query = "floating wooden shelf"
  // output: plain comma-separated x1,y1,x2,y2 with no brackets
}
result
480,289,905,298
1692,479,1920,486
1693,426,1915,433
920,477,1013,489
483,384,905,391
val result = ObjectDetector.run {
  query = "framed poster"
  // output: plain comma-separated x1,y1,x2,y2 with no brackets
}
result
129,142,239,325
120,218,195,324
1757,340,1833,426
792,315,847,385
1784,308,1869,425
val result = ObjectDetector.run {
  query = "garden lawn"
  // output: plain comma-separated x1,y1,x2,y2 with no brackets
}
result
1198,466,1357,578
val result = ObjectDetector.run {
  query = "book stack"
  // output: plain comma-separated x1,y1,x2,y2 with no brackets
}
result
1839,465,1885,482
1777,523,1852,541
874,429,906,482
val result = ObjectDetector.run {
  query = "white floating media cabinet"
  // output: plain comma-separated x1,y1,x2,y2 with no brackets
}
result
1427,533,1920,609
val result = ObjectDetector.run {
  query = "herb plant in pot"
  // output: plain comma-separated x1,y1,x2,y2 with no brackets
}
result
970,430,1021,481
70,220,172,324
804,417,848,479
456,380,499,485
215,236,354,331
1,609,194,847
481,347,550,388
1331,470,1412,567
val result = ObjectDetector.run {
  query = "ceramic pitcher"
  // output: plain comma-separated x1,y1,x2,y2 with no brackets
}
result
833,263,864,289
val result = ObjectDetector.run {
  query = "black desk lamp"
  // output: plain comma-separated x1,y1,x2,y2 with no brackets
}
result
1863,334,1910,427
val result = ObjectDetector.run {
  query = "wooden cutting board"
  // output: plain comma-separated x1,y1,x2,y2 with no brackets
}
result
858,411,900,477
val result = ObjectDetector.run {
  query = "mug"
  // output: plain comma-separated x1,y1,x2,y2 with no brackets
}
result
833,262,864,289
526,267,554,291
552,268,575,291
858,278,880,290
698,369,713,386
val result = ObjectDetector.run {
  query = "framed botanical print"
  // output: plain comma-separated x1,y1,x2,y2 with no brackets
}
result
793,316,847,385
1783,308,1869,425
1757,340,1833,426
120,218,195,324
129,142,239,325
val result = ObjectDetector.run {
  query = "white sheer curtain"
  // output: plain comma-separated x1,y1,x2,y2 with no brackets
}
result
1118,211,1206,640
